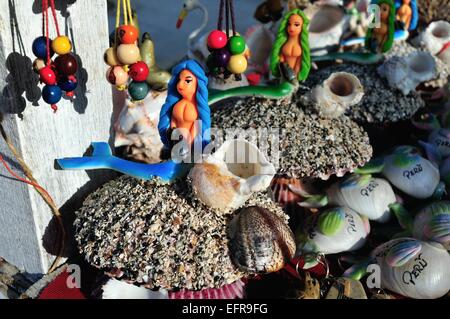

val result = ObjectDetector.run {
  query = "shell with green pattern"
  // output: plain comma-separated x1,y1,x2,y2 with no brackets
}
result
365,0,395,53
270,8,311,82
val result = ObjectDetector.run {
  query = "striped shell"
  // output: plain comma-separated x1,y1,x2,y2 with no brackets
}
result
327,174,396,222
413,201,450,250
169,280,245,299
296,207,370,255
372,238,450,299
228,206,296,274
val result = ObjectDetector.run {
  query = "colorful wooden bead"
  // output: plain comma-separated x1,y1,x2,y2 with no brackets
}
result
39,66,57,85
106,66,129,86
33,58,46,73
128,81,149,101
42,84,62,104
116,44,141,65
129,61,149,82
214,48,231,67
228,35,246,55
54,54,78,76
51,36,72,55
227,54,247,74
32,36,53,59
58,76,78,92
104,47,121,66
117,25,139,44
207,30,228,49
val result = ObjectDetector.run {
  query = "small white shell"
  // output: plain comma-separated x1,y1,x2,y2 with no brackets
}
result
327,175,396,222
377,51,437,95
310,72,364,118
382,151,440,199
371,238,450,299
296,206,370,255
102,279,168,299
189,139,276,211
428,128,450,158
420,21,450,55
412,201,450,250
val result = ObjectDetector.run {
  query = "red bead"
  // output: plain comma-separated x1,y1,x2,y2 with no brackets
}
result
39,65,57,85
207,30,228,49
128,61,149,82
54,54,78,76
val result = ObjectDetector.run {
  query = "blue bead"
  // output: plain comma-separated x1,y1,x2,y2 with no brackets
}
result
32,36,54,59
128,81,149,101
42,85,62,104
58,77,78,92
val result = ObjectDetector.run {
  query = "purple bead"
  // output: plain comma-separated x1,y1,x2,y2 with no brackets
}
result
213,48,231,68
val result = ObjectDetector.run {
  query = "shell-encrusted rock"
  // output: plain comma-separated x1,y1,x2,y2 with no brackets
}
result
371,238,450,299
420,21,450,56
418,0,450,24
228,206,296,274
413,201,450,250
211,96,372,180
169,279,245,299
310,72,364,118
189,139,276,211
377,52,437,95
327,174,396,222
75,175,287,290
382,146,440,199
296,206,370,255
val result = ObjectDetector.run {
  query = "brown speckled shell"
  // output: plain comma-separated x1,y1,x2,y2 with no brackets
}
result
228,206,296,274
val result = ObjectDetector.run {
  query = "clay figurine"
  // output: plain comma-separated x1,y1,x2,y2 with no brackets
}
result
365,0,395,53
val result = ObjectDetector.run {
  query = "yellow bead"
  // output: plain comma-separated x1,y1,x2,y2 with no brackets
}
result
52,36,72,55
227,54,248,74
104,47,121,66
116,44,140,65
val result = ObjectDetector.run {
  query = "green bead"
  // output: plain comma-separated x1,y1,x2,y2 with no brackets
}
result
206,53,216,70
228,35,246,55
128,81,149,101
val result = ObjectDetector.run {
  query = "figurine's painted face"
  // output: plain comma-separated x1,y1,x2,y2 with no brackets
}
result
177,69,197,101
287,14,303,37
380,3,390,21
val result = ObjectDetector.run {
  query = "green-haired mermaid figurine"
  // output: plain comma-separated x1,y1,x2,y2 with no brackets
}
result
270,9,311,83
365,0,395,53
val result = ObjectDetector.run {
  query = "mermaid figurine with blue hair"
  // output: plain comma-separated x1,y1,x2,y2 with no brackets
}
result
56,60,211,182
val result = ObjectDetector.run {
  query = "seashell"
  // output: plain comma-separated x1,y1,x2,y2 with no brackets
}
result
189,139,276,211
228,206,296,274
428,128,450,158
168,279,245,299
102,278,169,299
114,91,166,163
310,72,364,118
326,174,396,223
305,4,348,56
270,175,317,206
382,146,440,199
412,201,450,250
371,238,450,299
420,21,450,56
377,51,437,95
296,206,370,255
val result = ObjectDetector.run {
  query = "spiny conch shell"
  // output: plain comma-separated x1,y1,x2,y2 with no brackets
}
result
228,206,296,274
168,279,245,299
382,146,440,199
189,139,276,211
114,91,166,163
412,201,450,250
428,128,450,158
310,72,364,118
327,174,396,223
305,4,348,56
377,51,437,95
370,238,450,299
296,206,370,255
102,279,168,299
420,21,450,56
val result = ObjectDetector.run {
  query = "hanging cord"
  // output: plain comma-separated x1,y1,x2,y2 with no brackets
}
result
49,0,61,37
225,0,230,38
126,0,133,26
229,0,236,36
0,122,66,274
114,0,122,49
217,0,224,31
122,0,128,25
42,0,51,66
